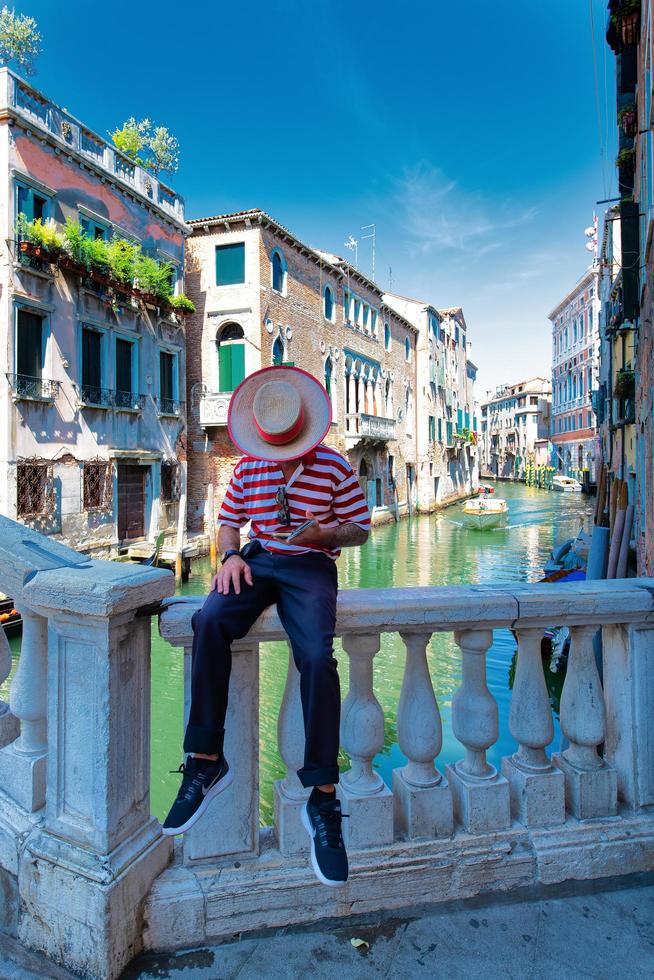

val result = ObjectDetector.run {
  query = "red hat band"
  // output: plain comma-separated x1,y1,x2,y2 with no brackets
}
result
254,405,305,445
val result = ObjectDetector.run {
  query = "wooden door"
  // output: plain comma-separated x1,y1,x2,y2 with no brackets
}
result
117,465,145,541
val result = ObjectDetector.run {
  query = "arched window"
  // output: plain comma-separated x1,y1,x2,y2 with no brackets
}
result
271,249,286,294
272,334,285,366
359,458,368,478
384,321,391,351
217,322,245,392
324,356,333,396
385,377,393,417
323,285,334,321
405,336,411,362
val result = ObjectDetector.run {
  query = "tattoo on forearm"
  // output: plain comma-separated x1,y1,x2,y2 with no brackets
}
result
332,523,369,548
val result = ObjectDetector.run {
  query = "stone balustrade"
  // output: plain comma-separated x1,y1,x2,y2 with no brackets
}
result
0,510,653,979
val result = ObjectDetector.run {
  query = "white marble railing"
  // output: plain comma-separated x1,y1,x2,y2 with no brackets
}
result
0,509,654,979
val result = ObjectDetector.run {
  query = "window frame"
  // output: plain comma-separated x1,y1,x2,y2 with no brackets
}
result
215,241,246,287
79,210,110,241
157,343,181,414
113,330,140,406
271,247,287,296
15,304,49,382
78,321,110,406
323,284,335,322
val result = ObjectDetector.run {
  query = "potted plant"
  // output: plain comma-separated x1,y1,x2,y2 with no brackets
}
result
168,293,196,315
618,103,637,138
135,254,173,304
614,368,635,399
107,236,141,288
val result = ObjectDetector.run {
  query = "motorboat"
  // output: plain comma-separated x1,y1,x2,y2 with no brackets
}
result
462,496,508,530
552,475,583,493
477,483,495,495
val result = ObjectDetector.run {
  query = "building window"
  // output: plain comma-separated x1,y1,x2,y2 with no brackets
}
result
161,460,181,503
83,460,111,510
217,322,245,392
16,180,49,223
324,285,334,321
362,305,369,331
81,325,109,405
216,242,245,286
384,322,391,351
371,310,378,337
272,334,285,366
16,308,45,382
343,289,350,323
324,356,333,397
428,415,435,443
17,459,53,518
271,249,286,294
80,214,109,240
578,413,583,429
384,377,393,417
158,348,180,413
405,337,411,362
114,336,137,408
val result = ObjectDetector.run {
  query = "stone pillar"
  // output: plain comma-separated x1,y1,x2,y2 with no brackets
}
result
0,609,48,811
552,625,617,819
14,554,174,980
501,628,565,827
274,644,310,856
339,632,393,848
393,632,453,839
183,638,259,863
0,624,18,748
446,629,510,833
603,623,654,809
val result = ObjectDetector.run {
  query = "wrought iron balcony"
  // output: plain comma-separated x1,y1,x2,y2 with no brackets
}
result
6,373,59,402
77,384,113,408
156,396,184,417
198,390,232,427
346,412,396,442
114,390,146,411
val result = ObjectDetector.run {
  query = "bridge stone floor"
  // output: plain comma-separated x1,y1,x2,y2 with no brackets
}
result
1,873,652,979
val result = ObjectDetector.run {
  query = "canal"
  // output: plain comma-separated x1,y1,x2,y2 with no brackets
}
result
149,481,593,825
0,482,593,826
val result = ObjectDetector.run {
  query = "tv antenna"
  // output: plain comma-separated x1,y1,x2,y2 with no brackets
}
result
360,223,376,280
344,235,358,267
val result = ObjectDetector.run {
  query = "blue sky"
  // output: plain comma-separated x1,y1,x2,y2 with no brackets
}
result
23,0,616,395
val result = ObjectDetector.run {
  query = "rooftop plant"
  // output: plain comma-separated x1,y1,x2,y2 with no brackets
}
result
135,254,174,301
0,5,41,76
110,117,180,176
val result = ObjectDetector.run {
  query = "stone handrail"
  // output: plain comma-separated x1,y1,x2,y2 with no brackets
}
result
1,508,654,979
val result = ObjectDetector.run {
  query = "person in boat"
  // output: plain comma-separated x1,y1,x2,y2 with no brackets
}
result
162,367,371,888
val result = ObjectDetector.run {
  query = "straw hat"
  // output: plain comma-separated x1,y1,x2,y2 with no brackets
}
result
227,366,332,461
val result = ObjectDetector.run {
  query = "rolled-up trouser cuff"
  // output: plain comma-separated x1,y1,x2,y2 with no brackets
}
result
298,765,340,788
183,724,224,756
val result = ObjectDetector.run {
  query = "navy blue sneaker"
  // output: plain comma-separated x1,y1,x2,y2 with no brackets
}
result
162,756,233,836
302,795,349,886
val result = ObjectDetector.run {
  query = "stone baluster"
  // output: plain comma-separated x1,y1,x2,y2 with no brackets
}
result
274,644,310,856
501,628,564,826
552,624,617,819
339,633,393,848
392,632,453,839
183,636,260,863
445,629,510,833
0,625,19,748
0,608,48,810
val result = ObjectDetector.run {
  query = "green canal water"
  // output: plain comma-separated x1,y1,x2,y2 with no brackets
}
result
1,482,593,827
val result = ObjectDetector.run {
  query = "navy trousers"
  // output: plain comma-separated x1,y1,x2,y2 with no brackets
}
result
184,543,340,787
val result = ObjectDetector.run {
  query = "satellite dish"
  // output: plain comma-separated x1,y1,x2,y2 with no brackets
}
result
584,226,596,237
585,241,596,252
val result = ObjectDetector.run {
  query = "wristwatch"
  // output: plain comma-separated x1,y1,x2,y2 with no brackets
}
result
220,548,241,565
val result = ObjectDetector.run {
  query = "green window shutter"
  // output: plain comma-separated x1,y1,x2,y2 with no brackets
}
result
82,329,102,388
428,416,435,442
437,418,442,441
219,344,233,392
231,342,245,388
116,339,132,393
216,243,245,286
457,408,463,430
446,421,453,445
465,411,470,429
17,310,43,378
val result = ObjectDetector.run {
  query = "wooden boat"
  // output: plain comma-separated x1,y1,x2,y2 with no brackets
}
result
553,475,582,493
477,483,495,495
0,593,21,636
462,497,508,530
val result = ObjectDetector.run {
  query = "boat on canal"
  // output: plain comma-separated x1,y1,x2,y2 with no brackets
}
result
461,496,509,530
553,475,583,493
477,483,495,495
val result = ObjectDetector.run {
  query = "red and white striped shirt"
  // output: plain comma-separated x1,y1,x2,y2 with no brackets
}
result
218,444,371,558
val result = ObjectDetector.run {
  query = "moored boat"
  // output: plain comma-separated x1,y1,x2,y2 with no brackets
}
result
477,483,495,495
462,496,508,530
552,475,583,493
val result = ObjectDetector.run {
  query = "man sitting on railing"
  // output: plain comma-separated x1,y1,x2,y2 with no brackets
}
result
163,367,371,887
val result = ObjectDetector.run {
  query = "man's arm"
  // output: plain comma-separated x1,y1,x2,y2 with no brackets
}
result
288,511,368,550
218,524,241,553
212,525,253,594
330,522,369,548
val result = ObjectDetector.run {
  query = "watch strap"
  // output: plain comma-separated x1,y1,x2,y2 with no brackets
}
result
221,548,241,565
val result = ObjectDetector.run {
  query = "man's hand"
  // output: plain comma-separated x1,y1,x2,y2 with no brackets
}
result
211,555,253,595
285,510,335,549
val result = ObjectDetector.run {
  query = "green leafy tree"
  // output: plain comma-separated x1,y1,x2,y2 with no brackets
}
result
110,117,179,176
0,6,41,76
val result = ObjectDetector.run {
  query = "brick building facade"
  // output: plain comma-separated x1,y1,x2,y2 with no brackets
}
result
184,210,420,531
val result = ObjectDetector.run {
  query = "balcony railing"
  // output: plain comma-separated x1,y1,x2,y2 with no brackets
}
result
0,68,185,226
198,390,232,427
74,385,147,411
346,412,396,441
0,512,653,977
6,373,59,402
114,389,147,411
156,396,184,417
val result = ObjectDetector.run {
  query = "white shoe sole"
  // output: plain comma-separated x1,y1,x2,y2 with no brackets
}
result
162,768,234,837
301,802,348,887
